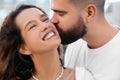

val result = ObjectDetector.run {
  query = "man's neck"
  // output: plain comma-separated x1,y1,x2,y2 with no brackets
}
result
83,25,119,49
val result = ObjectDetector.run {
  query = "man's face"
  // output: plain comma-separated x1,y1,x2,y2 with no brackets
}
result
51,0,87,44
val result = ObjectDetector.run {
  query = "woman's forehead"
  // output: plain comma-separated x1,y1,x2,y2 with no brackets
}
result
15,8,45,28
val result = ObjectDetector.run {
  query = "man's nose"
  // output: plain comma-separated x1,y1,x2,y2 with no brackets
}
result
50,15,59,24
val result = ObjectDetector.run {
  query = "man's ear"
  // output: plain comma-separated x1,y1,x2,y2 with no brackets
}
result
19,44,31,55
84,4,96,23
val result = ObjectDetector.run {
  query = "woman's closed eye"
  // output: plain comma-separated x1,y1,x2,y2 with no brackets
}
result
28,24,37,31
43,18,49,22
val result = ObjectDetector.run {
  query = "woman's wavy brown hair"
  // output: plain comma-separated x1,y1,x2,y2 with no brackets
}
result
0,4,54,80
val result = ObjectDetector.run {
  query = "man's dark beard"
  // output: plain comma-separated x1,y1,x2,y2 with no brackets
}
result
55,18,87,45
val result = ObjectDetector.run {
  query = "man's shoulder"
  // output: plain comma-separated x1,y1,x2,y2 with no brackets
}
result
64,39,88,68
65,39,87,54
67,39,87,48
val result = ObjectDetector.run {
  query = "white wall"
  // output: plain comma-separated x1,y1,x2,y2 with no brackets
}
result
105,2,120,26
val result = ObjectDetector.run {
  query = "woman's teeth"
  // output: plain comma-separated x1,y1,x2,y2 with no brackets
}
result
44,32,55,41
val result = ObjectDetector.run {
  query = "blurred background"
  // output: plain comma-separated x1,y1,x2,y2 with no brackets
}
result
0,0,50,25
0,0,120,27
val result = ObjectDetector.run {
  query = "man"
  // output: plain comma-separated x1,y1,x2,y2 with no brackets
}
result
50,0,120,80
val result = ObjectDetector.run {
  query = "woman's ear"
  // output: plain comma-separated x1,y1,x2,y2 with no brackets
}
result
19,44,31,55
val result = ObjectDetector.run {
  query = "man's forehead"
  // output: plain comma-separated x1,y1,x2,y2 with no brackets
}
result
51,0,72,8
50,0,70,5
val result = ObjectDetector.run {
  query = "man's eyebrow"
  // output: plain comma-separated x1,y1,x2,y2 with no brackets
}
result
51,9,67,13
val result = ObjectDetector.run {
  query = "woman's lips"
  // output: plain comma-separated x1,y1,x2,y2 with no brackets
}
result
43,31,55,41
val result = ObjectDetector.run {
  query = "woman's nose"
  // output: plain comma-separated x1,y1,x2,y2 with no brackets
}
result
39,23,50,32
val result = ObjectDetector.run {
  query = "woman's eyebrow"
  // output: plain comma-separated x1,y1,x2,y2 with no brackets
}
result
24,14,47,29
40,14,48,18
24,20,36,29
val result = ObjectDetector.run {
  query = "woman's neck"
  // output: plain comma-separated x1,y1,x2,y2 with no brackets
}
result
31,50,62,80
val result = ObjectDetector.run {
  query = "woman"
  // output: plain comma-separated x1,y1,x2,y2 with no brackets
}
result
0,4,75,80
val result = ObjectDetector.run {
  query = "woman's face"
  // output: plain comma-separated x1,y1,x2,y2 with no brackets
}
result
15,8,61,55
